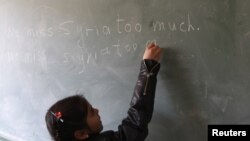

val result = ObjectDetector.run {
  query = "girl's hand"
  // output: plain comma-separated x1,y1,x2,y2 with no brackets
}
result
143,43,163,62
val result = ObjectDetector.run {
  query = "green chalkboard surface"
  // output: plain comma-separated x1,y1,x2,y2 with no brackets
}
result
0,0,250,141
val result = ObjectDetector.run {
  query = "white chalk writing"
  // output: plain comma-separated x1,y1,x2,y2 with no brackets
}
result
1,13,200,73
152,14,197,32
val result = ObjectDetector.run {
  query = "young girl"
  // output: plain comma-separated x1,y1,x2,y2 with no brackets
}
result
45,43,162,141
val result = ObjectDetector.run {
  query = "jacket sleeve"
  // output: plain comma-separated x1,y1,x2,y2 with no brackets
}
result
113,59,161,141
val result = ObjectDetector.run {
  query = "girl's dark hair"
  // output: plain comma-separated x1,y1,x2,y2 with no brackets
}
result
45,95,89,141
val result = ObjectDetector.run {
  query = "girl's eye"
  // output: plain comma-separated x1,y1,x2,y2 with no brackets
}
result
91,107,95,114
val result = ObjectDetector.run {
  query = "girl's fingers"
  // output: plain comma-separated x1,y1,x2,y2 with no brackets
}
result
147,43,156,49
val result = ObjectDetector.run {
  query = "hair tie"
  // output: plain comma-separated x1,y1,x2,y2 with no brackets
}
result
50,111,64,123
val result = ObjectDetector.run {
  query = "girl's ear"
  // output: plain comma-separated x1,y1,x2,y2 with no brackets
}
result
74,129,89,140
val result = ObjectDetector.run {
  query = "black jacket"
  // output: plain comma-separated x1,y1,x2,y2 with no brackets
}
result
87,59,161,141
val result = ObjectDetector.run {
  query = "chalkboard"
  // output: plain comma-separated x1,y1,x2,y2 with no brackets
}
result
0,0,250,141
